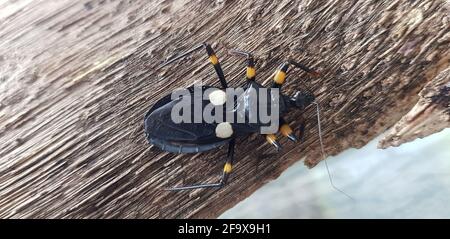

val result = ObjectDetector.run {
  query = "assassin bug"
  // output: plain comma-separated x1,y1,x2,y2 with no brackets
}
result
144,43,350,196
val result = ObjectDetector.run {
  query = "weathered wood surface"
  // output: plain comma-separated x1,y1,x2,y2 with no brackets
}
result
380,67,450,148
0,0,448,218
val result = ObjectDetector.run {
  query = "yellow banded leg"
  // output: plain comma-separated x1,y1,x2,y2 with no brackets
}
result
272,63,289,88
273,70,286,85
166,138,235,191
271,60,320,88
223,162,232,173
245,56,256,81
160,43,228,88
205,44,227,88
209,54,219,65
221,138,235,186
247,65,256,80
229,49,256,82
280,123,298,142
220,161,232,186
265,134,281,151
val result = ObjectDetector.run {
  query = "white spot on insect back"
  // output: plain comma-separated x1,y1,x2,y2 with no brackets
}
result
209,89,227,106
215,122,233,138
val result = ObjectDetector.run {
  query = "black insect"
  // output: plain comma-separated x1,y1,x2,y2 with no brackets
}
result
144,43,320,191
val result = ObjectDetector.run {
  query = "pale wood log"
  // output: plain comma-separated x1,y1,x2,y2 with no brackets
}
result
380,67,450,148
0,0,448,218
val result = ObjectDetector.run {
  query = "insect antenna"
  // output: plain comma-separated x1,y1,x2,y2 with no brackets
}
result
312,101,355,201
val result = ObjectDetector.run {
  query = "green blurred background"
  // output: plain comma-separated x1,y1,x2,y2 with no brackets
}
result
221,129,450,218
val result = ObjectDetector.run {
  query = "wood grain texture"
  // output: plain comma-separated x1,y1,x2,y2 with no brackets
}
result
0,0,449,218
379,67,450,148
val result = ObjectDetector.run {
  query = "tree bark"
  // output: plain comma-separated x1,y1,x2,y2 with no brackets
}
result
379,67,450,148
0,0,448,218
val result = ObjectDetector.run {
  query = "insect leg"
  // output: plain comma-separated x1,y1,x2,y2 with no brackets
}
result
265,134,282,151
161,43,228,88
279,117,299,142
264,116,305,150
228,49,256,83
271,62,289,88
220,137,235,186
166,139,236,191
271,60,320,88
